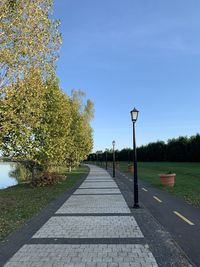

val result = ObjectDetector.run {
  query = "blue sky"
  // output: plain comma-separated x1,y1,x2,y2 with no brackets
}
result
53,0,200,152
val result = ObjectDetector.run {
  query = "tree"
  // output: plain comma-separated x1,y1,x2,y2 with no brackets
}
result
0,68,46,162
0,1,94,183
0,0,61,90
0,69,48,176
187,134,200,162
0,0,62,178
34,77,73,171
0,79,94,176
166,137,188,162
65,90,94,169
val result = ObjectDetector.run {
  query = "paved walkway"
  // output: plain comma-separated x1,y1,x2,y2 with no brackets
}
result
4,165,158,267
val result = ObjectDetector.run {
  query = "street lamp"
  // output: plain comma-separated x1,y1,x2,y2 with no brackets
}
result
128,149,130,165
96,152,98,166
130,107,139,208
105,150,108,170
112,140,116,177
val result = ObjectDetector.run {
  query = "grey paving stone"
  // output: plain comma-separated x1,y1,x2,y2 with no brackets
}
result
85,263,97,267
56,195,130,214
4,244,158,267
33,216,143,238
87,175,111,178
74,189,121,194
84,177,113,180
84,182,114,183
79,182,117,189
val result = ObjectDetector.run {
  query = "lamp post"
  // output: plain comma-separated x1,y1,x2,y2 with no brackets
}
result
105,150,108,170
128,149,130,165
130,108,139,208
96,152,98,166
99,151,103,166
112,140,116,177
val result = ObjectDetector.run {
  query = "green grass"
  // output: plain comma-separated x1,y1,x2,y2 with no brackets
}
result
117,161,200,208
0,165,89,241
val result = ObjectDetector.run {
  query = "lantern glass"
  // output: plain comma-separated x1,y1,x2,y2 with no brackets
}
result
130,108,139,122
112,140,115,147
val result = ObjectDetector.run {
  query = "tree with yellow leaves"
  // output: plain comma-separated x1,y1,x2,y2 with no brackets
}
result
0,1,94,183
66,90,94,169
0,0,61,90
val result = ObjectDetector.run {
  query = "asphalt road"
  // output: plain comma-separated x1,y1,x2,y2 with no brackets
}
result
114,168,200,267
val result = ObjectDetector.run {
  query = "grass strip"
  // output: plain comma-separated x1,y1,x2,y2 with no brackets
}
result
117,161,200,208
0,165,89,241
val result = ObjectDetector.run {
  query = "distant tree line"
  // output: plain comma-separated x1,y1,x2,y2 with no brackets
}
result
88,134,200,162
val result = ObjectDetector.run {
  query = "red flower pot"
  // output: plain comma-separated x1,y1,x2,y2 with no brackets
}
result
159,173,176,187
128,165,134,173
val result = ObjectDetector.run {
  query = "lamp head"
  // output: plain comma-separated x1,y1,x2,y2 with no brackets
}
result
130,107,139,122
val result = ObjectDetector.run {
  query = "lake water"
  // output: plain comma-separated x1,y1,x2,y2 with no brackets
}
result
0,162,18,189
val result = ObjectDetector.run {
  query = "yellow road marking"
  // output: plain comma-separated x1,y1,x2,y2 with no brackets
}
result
153,196,162,203
142,188,148,192
173,211,195,225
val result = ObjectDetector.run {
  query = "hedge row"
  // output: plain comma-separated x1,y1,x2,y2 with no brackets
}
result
89,134,200,162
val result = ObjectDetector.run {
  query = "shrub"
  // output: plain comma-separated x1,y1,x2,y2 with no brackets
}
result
31,172,67,187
